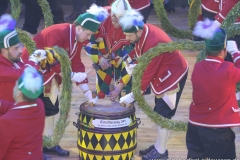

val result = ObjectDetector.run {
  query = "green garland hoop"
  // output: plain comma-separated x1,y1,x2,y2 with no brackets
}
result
154,0,240,40
17,29,37,54
132,40,205,131
153,0,201,39
188,0,201,30
43,46,72,147
10,0,21,20
37,0,54,28
10,0,71,147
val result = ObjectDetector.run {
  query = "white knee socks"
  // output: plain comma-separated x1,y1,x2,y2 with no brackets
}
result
43,116,55,137
154,126,170,154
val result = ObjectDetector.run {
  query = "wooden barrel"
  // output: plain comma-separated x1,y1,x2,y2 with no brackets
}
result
74,100,139,160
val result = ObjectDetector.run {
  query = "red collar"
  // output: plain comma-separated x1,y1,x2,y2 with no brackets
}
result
137,25,147,47
135,25,148,57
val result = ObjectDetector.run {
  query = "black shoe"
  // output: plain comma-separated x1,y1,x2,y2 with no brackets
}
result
142,147,168,160
65,11,81,22
139,145,154,156
43,145,70,157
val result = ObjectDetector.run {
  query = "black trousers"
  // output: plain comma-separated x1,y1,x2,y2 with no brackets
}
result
153,72,188,119
21,0,64,34
139,6,151,23
39,93,59,117
72,0,96,13
0,0,8,16
186,123,236,159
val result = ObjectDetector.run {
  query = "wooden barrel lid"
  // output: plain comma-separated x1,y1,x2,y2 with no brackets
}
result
80,99,135,116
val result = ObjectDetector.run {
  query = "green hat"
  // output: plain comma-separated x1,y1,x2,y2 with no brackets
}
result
0,14,20,48
119,10,144,33
193,19,227,52
18,67,43,99
74,4,109,32
205,28,227,52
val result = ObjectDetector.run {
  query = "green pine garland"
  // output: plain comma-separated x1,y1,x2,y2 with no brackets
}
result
37,0,54,28
222,1,240,39
132,40,205,131
16,29,37,54
43,46,72,147
154,0,240,40
10,0,21,20
188,0,201,30
222,2,240,29
153,0,200,39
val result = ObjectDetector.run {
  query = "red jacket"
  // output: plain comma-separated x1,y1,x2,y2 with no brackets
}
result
0,99,45,160
189,55,240,128
0,100,14,114
0,55,39,102
108,0,150,10
201,0,219,14
133,24,188,96
21,23,88,86
201,0,240,24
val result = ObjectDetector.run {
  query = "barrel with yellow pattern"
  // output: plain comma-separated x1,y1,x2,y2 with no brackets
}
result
75,101,139,160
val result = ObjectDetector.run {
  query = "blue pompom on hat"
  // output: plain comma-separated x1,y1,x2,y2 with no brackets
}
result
119,9,144,33
74,4,109,32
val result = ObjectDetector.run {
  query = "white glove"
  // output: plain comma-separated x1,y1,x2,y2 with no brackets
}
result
29,49,47,63
119,92,134,105
125,64,137,75
71,72,87,83
84,90,98,104
227,40,239,55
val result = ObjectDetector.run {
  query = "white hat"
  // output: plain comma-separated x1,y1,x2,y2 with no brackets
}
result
111,0,132,18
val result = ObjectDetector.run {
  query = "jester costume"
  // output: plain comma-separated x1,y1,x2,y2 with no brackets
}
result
85,0,134,99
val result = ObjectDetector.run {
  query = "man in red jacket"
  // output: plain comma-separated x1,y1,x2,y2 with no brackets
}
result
187,19,240,159
21,4,108,156
119,10,188,160
0,14,46,108
0,67,45,160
